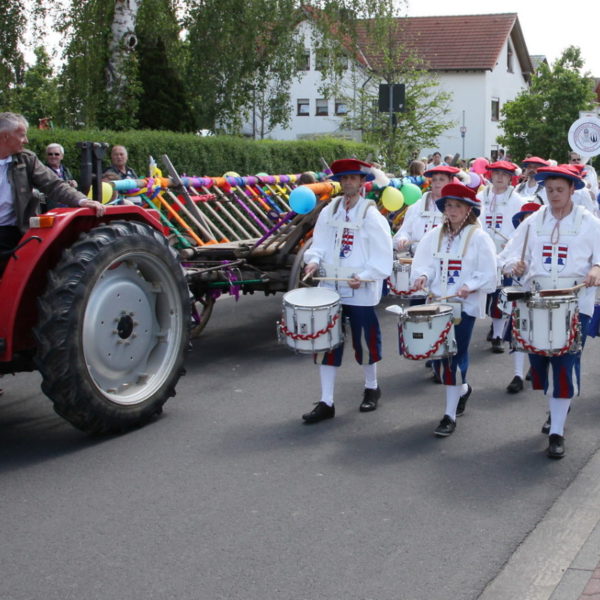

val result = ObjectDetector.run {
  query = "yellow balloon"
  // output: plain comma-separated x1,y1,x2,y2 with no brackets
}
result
87,181,114,204
381,186,404,211
223,171,240,178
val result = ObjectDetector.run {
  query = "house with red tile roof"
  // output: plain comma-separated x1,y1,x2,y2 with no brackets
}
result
245,13,534,163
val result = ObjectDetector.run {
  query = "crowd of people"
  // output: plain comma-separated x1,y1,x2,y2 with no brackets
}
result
303,152,600,460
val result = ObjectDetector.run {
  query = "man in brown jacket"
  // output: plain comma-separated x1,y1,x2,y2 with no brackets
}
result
0,112,105,263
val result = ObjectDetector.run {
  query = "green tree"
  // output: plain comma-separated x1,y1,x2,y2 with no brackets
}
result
14,47,60,126
497,46,596,162
0,0,27,109
306,1,454,170
184,0,304,133
135,0,196,132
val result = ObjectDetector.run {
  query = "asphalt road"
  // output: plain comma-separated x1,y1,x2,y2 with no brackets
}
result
2,291,600,600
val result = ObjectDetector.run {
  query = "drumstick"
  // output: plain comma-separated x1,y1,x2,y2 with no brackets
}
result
313,277,375,283
520,224,530,263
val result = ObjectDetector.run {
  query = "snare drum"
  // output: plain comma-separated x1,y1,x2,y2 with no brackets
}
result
512,293,580,353
499,286,529,316
389,258,424,298
278,287,342,353
389,260,411,295
397,303,457,360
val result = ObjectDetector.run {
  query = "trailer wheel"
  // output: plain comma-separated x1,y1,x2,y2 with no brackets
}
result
190,291,215,338
288,238,316,290
34,221,190,434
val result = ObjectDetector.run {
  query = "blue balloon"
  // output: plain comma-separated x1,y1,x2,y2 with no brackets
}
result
289,186,317,214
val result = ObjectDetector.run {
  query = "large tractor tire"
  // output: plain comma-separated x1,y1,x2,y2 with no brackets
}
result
34,221,190,434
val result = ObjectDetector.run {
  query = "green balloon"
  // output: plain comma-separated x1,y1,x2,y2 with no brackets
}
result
400,181,422,205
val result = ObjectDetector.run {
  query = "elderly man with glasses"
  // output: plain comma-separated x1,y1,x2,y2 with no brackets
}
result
0,112,105,274
45,143,78,189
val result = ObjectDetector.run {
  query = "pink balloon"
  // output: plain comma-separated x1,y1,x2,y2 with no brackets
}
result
467,172,481,189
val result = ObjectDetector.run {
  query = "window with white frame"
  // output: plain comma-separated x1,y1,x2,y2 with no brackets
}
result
335,100,348,116
297,98,310,116
491,98,500,122
316,98,329,116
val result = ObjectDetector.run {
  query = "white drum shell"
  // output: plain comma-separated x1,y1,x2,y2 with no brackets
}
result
512,295,578,352
279,287,342,353
398,303,457,359
390,262,411,294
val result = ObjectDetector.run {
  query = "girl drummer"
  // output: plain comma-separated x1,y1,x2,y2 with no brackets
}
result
501,165,600,458
411,183,497,437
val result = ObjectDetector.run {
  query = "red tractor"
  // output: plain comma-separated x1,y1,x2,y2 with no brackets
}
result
0,143,190,434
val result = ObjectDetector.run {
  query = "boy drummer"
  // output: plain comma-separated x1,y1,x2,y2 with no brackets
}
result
301,159,393,423
501,165,600,458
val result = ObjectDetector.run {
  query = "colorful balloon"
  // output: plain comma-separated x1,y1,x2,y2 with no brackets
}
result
289,186,317,214
466,172,481,190
380,186,404,211
87,181,114,204
400,181,422,205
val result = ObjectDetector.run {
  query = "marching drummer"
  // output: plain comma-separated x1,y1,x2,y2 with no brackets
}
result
393,165,461,254
477,161,526,353
501,165,600,458
301,159,393,424
412,183,497,437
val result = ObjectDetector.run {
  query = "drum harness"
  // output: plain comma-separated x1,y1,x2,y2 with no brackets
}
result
483,185,515,252
321,196,377,297
516,181,545,204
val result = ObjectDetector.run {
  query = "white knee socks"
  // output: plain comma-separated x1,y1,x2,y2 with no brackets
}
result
444,384,466,421
513,351,525,378
492,317,506,339
549,397,571,436
319,365,337,406
363,363,378,390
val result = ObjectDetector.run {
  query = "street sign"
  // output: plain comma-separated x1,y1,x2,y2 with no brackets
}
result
378,84,406,113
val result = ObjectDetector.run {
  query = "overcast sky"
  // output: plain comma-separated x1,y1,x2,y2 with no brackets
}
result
406,0,600,76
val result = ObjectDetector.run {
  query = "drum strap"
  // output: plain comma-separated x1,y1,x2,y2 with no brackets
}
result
323,197,378,290
533,205,585,288
433,225,478,296
419,192,443,231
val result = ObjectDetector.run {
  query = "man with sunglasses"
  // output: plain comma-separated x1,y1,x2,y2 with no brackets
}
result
45,143,77,189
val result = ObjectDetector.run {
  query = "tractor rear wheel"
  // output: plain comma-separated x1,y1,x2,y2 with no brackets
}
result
34,220,190,434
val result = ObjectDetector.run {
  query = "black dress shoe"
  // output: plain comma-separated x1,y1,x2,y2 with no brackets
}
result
525,368,532,381
547,434,565,459
302,402,335,424
434,414,456,437
359,387,381,412
456,384,472,417
506,376,524,394
491,337,505,353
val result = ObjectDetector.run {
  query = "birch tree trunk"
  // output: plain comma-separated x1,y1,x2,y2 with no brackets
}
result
106,0,140,105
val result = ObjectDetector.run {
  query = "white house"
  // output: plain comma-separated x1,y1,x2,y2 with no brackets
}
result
253,14,534,162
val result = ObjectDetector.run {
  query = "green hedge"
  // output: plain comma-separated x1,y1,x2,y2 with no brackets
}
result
27,128,375,178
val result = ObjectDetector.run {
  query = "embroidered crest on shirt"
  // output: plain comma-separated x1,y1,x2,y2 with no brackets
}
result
442,259,462,283
485,214,503,229
339,228,354,258
542,244,568,273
